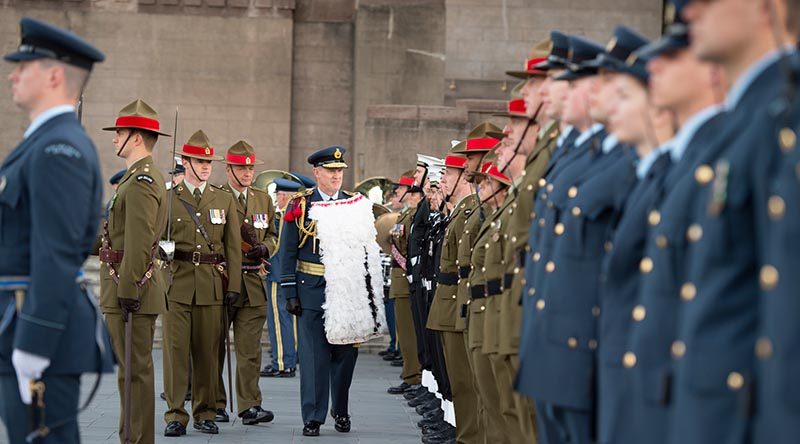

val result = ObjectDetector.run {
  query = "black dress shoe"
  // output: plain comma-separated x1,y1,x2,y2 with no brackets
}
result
378,348,392,356
215,408,229,423
193,420,219,434
164,421,186,437
240,406,274,425
302,421,321,437
330,410,351,433
387,382,412,394
418,414,444,428
422,407,444,421
260,366,281,377
404,386,427,400
381,351,399,361
416,399,441,415
422,426,456,444
423,422,454,436
408,392,434,407
279,368,296,378
390,359,404,367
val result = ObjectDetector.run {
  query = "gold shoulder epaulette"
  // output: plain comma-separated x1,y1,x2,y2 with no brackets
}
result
341,189,355,197
209,183,227,191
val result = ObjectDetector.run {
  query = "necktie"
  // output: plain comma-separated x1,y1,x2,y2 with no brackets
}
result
193,188,202,204
239,194,246,210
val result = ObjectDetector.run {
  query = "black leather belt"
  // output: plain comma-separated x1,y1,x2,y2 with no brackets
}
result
518,250,526,268
470,284,486,299
486,279,502,296
437,272,459,286
174,250,224,265
503,273,514,289
458,266,471,279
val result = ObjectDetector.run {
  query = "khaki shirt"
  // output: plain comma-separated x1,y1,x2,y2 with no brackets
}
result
100,156,168,315
482,191,516,354
498,122,559,355
221,184,278,307
164,182,242,305
389,207,416,299
427,194,477,332
454,199,487,331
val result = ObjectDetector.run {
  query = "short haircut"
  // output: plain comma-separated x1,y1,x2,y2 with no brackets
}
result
38,59,90,99
134,129,158,151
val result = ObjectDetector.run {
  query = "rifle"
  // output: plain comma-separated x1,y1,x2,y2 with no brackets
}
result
158,108,178,262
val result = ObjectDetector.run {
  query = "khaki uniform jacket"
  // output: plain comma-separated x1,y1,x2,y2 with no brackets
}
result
427,194,477,332
165,182,242,305
220,184,278,308
389,207,416,299
454,200,487,331
467,204,503,350
482,191,516,355
498,122,559,355
100,156,168,315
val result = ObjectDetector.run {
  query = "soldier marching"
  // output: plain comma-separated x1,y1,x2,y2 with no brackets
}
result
5,2,800,442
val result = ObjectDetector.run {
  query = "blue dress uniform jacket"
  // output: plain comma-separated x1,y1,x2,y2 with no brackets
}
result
278,187,358,425
626,111,727,444
597,152,671,444
0,111,113,376
264,209,298,371
757,102,800,443
670,53,793,444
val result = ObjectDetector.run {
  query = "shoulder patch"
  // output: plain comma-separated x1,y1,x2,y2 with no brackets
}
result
136,174,154,184
44,143,81,159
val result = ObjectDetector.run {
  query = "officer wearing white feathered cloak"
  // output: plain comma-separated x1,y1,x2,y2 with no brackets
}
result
279,146,386,437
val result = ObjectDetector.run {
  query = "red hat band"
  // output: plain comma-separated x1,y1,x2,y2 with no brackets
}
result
466,137,500,151
115,115,162,133
226,153,257,165
444,155,468,169
525,57,548,75
398,176,415,187
508,99,527,115
183,144,214,157
481,162,510,184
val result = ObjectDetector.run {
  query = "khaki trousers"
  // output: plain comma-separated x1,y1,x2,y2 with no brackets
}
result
394,297,421,385
442,331,483,444
216,303,267,414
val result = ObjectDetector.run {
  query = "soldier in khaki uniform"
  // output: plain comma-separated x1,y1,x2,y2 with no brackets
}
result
214,141,278,425
162,130,242,436
425,147,483,443
387,173,424,393
99,99,171,444
467,161,511,443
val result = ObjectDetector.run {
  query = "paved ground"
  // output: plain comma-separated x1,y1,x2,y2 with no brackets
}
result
0,351,423,443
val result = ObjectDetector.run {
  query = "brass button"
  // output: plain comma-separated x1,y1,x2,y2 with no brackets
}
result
695,164,714,184
640,257,653,273
656,235,668,248
539,218,546,227
780,127,796,153
623,352,637,368
480,305,486,311
547,184,554,192
648,210,661,226
511,236,517,243
588,339,598,350
528,288,536,296
632,305,646,322
686,224,703,243
514,267,520,274
452,295,457,299
481,266,486,273
605,241,613,252
546,261,555,273
567,337,577,349
539,178,546,187
768,195,785,220
727,372,744,391
572,206,581,217
530,211,536,220
760,265,779,290
756,337,773,360
554,223,565,235
527,184,534,191
568,186,578,198
533,252,541,262
536,299,545,310
592,306,601,317
680,282,696,301
484,243,490,249
671,340,686,358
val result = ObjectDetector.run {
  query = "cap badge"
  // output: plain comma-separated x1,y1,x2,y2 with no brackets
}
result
204,147,211,155
334,148,342,159
606,37,618,53
246,157,252,165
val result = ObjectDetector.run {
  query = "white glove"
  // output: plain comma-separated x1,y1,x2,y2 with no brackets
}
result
11,349,50,404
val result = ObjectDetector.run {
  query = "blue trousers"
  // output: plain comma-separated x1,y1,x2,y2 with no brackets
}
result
0,374,81,444
535,400,593,444
384,293,397,352
297,309,358,424
265,280,298,370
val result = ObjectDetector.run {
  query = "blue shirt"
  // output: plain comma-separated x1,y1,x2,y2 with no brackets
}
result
669,105,723,162
636,144,670,179
725,47,794,110
556,125,577,148
317,188,339,201
602,134,619,154
24,105,75,139
573,123,605,147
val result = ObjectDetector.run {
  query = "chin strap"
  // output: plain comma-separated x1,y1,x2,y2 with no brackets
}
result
115,131,134,158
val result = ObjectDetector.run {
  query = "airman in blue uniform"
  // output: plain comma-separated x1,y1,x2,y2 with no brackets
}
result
280,146,359,437
667,1,798,443
0,16,114,444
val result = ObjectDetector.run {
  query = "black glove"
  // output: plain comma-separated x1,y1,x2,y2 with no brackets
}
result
286,297,302,316
241,223,258,245
244,243,268,260
119,297,141,319
224,291,240,306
